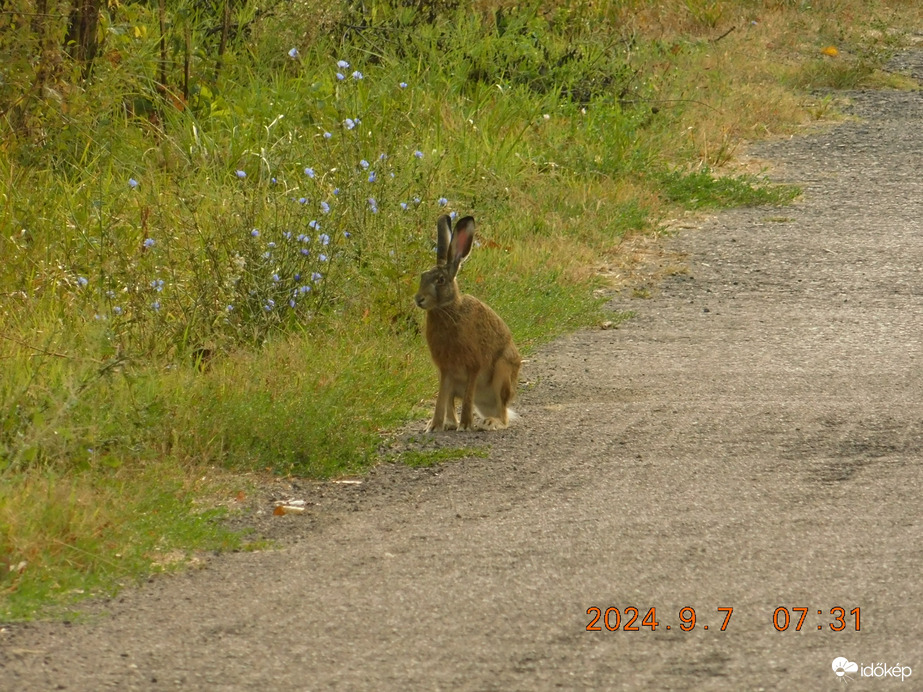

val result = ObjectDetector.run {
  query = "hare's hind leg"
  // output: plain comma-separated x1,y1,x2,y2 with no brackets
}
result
475,359,517,430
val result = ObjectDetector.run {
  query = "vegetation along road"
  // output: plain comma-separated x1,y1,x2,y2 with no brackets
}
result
2,26,922,692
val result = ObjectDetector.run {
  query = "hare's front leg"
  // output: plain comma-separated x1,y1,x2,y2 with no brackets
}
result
426,372,458,432
459,373,478,430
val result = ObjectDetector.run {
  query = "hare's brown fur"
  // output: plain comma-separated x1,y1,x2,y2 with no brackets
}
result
415,216,521,431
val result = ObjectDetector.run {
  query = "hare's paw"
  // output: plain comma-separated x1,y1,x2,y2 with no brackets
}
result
477,417,508,431
425,419,457,433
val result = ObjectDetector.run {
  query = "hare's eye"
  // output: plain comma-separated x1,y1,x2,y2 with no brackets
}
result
435,276,445,285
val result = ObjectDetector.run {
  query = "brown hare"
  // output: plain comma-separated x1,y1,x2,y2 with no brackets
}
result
415,214,521,432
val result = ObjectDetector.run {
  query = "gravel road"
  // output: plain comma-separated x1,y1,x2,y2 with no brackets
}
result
2,51,922,691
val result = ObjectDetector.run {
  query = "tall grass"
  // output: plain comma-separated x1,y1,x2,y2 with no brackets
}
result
2,0,918,617
2,3,650,473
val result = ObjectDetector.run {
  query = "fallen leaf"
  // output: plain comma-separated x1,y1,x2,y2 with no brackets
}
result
822,46,839,57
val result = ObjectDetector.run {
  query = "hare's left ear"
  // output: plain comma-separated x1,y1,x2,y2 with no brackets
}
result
448,216,475,279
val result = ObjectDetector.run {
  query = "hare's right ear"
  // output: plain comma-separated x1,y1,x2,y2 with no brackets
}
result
436,215,452,266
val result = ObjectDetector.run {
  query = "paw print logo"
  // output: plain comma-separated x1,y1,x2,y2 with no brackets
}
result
832,657,858,682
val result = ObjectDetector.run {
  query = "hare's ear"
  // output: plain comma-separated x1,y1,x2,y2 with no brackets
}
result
448,216,475,279
436,215,452,266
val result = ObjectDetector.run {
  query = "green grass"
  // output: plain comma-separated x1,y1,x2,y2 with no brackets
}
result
1,468,241,621
1,0,918,619
660,168,801,210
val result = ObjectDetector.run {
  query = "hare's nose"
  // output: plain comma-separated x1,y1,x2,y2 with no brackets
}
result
414,295,425,307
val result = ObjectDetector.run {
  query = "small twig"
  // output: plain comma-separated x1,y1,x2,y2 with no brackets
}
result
620,98,722,114
712,26,736,43
0,333,74,360
52,539,122,570
0,10,69,17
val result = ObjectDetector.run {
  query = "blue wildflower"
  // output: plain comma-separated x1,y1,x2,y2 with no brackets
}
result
368,171,377,183
336,72,345,81
368,197,378,213
77,276,88,287
399,82,408,88
304,167,315,178
113,306,123,316
344,118,355,130
320,201,330,214
352,71,363,80
143,237,156,248
251,228,260,237
267,241,276,248
272,273,280,282
300,248,310,256
226,305,234,312
288,47,299,59
299,285,311,294
311,272,323,281
333,188,340,195
236,170,247,179
337,60,350,69
309,220,320,230
151,279,164,292
400,202,409,210
152,300,161,311
438,197,448,206
319,254,328,262
128,178,139,188
319,233,330,245
414,150,424,159
298,197,308,204
289,299,296,309
264,299,275,311
359,159,369,169
323,132,332,139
